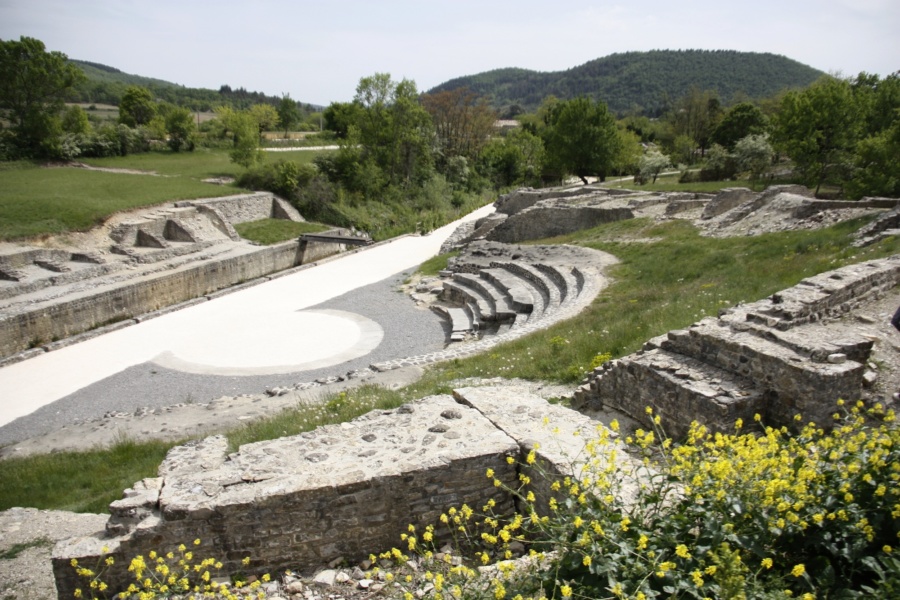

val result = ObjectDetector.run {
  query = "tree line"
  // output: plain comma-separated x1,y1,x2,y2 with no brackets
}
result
2,36,897,210
429,49,824,117
68,59,318,113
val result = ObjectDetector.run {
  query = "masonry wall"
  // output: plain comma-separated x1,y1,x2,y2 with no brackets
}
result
486,207,634,243
0,242,302,358
177,193,304,224
52,397,521,599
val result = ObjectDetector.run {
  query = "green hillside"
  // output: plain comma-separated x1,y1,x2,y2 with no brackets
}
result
429,49,824,115
68,59,320,112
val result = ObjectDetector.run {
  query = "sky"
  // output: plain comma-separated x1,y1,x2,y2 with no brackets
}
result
1,0,898,107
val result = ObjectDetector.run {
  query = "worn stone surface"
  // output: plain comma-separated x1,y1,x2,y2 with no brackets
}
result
52,394,521,598
0,508,108,600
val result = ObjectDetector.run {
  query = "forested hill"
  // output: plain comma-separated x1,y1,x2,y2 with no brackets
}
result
68,60,320,111
428,50,824,115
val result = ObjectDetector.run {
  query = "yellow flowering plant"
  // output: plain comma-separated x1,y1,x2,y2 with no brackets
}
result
71,539,271,599
375,402,899,599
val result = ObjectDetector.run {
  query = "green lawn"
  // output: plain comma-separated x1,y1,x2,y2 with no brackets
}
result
0,149,334,241
602,172,753,193
0,162,246,240
233,218,330,245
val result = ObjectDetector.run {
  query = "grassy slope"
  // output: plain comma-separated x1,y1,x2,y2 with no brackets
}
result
1,213,896,514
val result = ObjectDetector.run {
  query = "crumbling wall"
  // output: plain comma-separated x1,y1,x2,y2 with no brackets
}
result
575,255,900,438
52,396,519,598
0,242,302,359
486,206,634,243
52,389,640,599
177,193,304,225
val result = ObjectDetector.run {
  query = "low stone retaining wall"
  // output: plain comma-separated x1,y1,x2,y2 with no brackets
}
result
486,206,634,243
0,242,302,359
494,186,605,215
175,193,304,225
53,389,631,599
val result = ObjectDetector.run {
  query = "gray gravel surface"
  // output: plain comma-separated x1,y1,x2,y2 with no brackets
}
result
0,269,447,447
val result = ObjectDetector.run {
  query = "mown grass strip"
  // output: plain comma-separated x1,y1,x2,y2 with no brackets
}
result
233,219,330,245
0,438,172,514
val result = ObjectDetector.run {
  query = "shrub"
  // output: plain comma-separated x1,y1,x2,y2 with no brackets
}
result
385,402,899,599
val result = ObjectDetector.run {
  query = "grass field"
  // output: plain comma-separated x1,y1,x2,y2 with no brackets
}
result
1,213,896,513
0,149,331,241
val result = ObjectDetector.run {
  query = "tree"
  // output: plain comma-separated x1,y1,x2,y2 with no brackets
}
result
0,36,85,156
352,73,435,188
542,97,621,184
847,118,900,199
773,76,862,196
61,105,90,135
277,95,300,138
164,106,195,152
615,128,643,176
479,127,545,188
118,85,156,127
638,149,671,183
422,87,496,166
323,102,362,139
669,87,721,158
228,110,262,167
734,133,774,182
712,102,768,150
248,103,279,137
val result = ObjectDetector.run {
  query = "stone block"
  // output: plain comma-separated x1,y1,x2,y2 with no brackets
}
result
53,396,519,599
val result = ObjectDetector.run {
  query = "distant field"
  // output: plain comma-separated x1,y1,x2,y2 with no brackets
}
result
0,161,244,241
234,219,330,245
0,148,332,241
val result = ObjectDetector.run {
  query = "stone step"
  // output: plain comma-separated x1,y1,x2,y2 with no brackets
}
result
580,347,768,440
720,317,874,364
533,263,578,304
432,305,475,341
453,272,517,321
480,268,536,315
729,256,900,329
442,279,491,323
655,317,864,426
491,261,559,311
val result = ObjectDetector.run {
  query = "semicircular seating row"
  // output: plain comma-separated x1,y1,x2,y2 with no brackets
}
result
369,259,601,373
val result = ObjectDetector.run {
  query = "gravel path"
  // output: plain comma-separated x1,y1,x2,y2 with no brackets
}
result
0,270,446,447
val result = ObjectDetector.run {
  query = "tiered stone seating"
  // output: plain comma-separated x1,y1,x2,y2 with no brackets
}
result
437,258,584,342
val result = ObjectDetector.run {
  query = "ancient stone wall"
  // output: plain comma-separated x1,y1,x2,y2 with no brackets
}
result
485,206,634,243
176,193,304,225
0,242,302,359
494,186,604,215
52,388,639,599
575,255,900,438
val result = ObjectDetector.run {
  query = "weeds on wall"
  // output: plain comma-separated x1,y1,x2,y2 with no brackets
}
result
380,403,899,599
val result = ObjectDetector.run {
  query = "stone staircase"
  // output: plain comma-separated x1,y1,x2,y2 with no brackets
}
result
574,255,900,438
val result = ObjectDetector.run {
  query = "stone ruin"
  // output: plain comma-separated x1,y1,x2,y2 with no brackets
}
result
574,255,900,438
51,250,900,597
52,387,637,598
45,183,900,597
0,193,362,364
